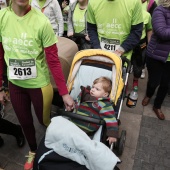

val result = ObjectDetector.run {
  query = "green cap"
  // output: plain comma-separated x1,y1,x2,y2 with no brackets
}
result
134,86,138,92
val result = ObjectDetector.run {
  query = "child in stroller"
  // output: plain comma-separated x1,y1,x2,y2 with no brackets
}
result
73,77,118,145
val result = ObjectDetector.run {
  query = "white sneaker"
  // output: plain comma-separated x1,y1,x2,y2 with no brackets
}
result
141,69,145,79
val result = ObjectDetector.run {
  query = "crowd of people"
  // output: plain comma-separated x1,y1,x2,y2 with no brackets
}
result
0,0,170,170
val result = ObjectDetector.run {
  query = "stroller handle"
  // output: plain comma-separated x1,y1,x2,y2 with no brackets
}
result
121,56,131,73
57,109,105,125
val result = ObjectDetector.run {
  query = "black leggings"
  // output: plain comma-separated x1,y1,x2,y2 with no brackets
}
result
0,117,19,137
131,45,146,78
146,57,170,109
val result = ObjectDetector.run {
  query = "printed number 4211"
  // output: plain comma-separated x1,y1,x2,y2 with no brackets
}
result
104,44,116,51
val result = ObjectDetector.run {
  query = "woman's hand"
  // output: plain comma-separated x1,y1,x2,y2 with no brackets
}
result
62,94,75,111
107,137,117,145
0,90,10,105
85,35,90,41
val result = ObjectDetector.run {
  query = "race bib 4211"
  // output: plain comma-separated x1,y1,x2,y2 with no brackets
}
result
100,37,120,52
9,59,37,80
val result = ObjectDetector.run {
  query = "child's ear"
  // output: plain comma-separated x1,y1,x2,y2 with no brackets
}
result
103,92,109,97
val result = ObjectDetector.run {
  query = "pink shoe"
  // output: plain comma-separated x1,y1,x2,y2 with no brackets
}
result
24,151,36,170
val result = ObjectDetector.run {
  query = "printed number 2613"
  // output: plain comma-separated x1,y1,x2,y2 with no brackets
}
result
14,68,32,76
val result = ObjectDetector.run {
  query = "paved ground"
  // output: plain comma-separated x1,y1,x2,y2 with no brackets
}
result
0,71,170,170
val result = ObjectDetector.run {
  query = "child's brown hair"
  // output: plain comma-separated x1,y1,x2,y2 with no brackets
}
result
93,77,112,94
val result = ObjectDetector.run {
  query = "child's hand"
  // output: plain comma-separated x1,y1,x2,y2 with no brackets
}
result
107,137,117,145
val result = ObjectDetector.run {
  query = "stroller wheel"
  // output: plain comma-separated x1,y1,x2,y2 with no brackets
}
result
117,130,126,156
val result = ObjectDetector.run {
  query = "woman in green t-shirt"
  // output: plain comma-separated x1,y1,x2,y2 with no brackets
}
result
0,0,74,169
67,0,90,50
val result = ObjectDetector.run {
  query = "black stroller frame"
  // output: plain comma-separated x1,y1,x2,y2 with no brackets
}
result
34,52,131,170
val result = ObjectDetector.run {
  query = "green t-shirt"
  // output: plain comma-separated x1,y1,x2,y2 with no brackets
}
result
63,5,69,31
38,0,46,9
142,1,148,11
0,7,57,88
73,4,87,34
141,10,152,39
87,0,143,59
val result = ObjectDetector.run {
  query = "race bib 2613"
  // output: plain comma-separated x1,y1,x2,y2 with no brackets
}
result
9,58,37,80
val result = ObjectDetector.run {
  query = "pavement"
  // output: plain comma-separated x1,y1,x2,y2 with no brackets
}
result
0,70,170,170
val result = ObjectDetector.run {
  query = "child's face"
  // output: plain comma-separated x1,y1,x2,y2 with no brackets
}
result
90,83,108,98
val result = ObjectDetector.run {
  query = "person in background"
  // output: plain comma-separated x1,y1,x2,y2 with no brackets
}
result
58,0,70,36
142,0,170,120
132,0,152,83
148,0,157,15
142,0,157,15
67,0,90,50
87,0,143,62
31,0,64,36
58,0,76,10
0,114,25,148
0,0,7,9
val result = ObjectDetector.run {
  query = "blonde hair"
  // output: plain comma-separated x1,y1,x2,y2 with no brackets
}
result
158,0,170,7
93,77,112,94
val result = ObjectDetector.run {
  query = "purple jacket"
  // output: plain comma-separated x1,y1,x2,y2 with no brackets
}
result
146,5,170,63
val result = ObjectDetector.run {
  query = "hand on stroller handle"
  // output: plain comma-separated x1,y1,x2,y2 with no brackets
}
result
62,94,75,111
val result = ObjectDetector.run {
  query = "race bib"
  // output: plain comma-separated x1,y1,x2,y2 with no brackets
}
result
100,37,120,52
9,59,37,80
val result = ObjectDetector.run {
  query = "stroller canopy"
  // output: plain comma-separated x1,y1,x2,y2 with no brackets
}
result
67,49,124,104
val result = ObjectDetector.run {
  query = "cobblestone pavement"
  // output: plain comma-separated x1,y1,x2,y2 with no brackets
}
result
133,115,170,170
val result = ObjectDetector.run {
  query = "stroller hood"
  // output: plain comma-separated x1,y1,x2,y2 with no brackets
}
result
67,49,124,105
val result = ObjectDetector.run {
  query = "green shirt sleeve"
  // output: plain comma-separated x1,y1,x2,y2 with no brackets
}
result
132,0,143,25
41,19,58,48
146,13,152,31
87,1,96,24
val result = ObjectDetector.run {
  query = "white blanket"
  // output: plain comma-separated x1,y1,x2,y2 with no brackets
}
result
45,116,120,170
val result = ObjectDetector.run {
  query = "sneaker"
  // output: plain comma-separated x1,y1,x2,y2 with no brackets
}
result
24,151,36,170
141,69,145,79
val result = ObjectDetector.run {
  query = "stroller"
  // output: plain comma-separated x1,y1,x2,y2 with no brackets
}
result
33,49,131,170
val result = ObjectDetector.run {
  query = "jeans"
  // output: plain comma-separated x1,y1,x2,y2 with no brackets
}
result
146,57,170,109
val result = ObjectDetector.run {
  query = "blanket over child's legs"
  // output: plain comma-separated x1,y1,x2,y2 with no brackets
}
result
45,116,120,170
